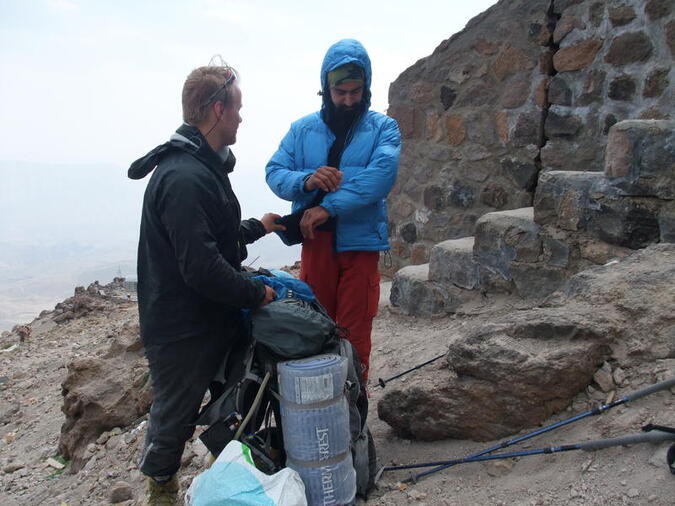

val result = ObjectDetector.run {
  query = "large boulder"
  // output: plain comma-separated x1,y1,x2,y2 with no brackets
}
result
378,243,675,440
58,323,151,472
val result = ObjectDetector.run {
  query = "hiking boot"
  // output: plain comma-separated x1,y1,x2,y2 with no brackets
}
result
142,475,179,506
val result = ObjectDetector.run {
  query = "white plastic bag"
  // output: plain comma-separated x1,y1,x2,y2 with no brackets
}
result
185,440,307,506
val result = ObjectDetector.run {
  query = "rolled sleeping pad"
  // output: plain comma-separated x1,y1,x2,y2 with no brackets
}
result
278,354,355,505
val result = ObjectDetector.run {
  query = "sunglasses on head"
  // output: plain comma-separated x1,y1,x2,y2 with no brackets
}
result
201,68,237,108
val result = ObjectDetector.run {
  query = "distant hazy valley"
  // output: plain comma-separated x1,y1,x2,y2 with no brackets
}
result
0,160,299,331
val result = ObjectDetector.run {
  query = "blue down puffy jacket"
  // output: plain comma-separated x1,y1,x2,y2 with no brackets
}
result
265,39,401,252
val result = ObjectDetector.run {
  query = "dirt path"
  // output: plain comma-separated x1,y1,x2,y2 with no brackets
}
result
0,282,673,505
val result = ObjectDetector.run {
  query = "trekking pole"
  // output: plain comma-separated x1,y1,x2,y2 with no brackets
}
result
382,376,675,480
377,352,446,388
396,429,675,483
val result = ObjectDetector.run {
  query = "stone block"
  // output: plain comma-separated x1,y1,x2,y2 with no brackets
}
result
474,208,540,282
440,85,457,110
389,264,448,316
542,235,570,268
496,110,510,143
389,105,414,138
605,32,653,65
608,75,636,101
492,46,533,81
501,75,531,109
400,222,418,244
512,110,541,146
608,5,636,26
448,182,475,209
667,21,675,56
501,157,538,191
553,39,602,72
429,237,479,289
423,185,445,211
478,264,514,294
639,107,670,120
545,109,583,137
553,6,586,44
480,183,509,209
457,83,494,107
579,239,631,265
446,114,466,146
645,0,672,21
588,3,605,27
534,171,604,230
511,262,567,299
658,203,675,243
548,76,572,105
411,244,429,265
604,120,675,200
643,68,670,98
410,82,435,104
578,70,606,106
587,193,661,250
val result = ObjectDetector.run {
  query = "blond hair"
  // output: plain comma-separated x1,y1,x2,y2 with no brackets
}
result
182,61,238,124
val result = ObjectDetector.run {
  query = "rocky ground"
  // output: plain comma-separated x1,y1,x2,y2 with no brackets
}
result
0,280,673,505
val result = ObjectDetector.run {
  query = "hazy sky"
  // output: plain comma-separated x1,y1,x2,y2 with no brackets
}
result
1,0,497,219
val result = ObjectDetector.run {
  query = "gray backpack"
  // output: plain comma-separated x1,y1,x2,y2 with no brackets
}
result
251,293,336,359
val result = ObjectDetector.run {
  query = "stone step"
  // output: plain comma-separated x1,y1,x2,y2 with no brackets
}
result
605,119,675,200
429,237,479,290
473,207,568,298
534,170,604,231
389,263,479,317
473,207,540,289
389,264,446,317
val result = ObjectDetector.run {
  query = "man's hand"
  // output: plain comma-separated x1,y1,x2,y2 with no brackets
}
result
260,285,276,306
304,166,342,192
260,213,286,234
300,206,330,240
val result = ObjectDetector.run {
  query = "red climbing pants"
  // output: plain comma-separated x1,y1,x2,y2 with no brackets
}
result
300,230,380,382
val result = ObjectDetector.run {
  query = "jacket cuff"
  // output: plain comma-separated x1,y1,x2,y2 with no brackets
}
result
301,174,312,193
251,279,267,308
248,218,267,238
320,201,336,217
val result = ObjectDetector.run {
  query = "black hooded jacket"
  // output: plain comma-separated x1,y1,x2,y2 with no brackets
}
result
128,124,266,344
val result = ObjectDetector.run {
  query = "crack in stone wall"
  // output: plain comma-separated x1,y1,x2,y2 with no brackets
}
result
533,0,561,191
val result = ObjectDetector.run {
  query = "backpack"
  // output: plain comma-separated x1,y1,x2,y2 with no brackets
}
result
252,293,336,359
195,279,377,499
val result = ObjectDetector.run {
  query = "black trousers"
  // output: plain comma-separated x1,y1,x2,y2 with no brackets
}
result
139,332,233,480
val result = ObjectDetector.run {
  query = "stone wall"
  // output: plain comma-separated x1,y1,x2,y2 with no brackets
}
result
542,0,674,170
386,0,673,274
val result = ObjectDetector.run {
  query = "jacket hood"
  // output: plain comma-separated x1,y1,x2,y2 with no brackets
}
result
320,39,372,110
128,124,235,180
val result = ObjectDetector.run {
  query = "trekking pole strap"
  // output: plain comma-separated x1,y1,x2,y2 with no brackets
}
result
642,424,675,435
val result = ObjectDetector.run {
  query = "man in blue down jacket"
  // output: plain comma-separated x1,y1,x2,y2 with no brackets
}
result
266,39,400,382
129,62,283,504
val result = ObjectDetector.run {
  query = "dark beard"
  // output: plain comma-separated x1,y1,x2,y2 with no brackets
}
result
332,105,358,124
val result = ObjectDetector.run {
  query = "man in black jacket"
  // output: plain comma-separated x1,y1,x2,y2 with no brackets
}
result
128,61,284,505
